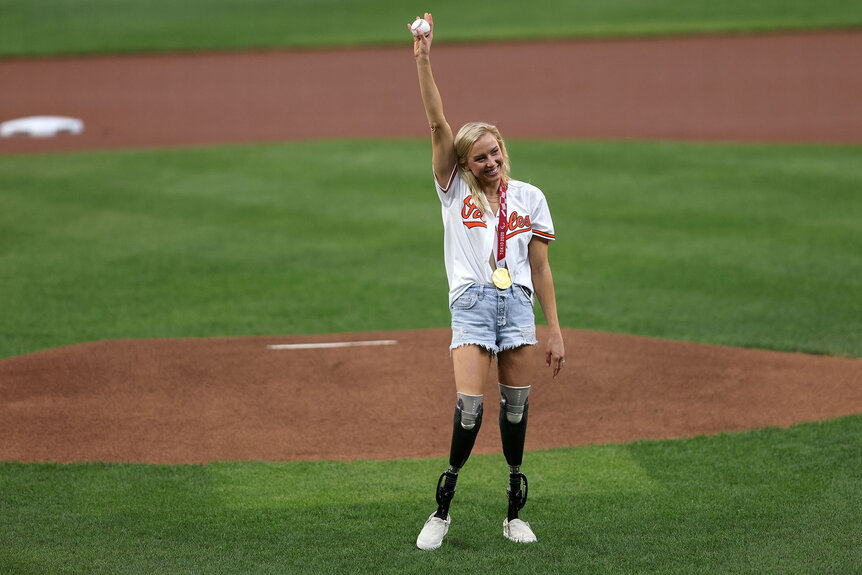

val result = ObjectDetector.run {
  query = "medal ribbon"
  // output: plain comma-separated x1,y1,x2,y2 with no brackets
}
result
495,179,508,269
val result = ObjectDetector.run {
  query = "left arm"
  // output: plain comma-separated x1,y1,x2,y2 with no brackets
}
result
528,237,565,378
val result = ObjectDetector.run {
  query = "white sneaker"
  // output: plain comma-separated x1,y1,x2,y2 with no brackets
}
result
416,513,450,550
503,518,537,543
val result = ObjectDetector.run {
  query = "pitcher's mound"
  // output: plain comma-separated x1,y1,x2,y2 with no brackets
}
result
0,328,859,463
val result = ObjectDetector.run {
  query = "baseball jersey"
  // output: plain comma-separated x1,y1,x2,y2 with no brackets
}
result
434,166,556,306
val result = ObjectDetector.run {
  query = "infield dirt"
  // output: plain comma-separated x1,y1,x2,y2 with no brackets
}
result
1,31,861,155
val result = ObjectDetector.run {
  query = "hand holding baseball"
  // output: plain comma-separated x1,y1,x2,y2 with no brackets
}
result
411,18,431,37
409,13,434,59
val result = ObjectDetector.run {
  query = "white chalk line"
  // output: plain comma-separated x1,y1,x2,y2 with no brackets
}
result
267,339,398,350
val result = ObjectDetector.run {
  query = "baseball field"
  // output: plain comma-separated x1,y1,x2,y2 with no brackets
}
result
1,1,861,573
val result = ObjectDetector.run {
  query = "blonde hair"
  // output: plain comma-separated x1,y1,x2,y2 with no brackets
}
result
454,122,511,215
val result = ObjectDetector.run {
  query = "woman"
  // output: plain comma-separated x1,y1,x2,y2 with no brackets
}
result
411,13,566,550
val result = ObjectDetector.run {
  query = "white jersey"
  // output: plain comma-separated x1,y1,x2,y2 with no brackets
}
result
434,167,556,306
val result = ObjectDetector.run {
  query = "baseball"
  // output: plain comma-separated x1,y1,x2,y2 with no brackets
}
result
411,18,431,37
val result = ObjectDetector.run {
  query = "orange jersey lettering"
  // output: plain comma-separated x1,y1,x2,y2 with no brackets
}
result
506,210,532,239
461,196,487,229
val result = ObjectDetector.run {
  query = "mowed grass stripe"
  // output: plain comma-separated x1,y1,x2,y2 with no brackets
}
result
1,417,859,574
1,140,860,359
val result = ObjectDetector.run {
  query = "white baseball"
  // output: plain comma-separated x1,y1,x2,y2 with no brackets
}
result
411,19,431,37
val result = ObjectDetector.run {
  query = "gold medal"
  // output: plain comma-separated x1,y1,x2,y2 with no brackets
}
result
492,267,512,290
491,181,512,290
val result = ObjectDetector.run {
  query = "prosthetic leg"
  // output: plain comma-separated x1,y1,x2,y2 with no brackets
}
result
433,392,483,519
418,393,484,550
499,384,537,542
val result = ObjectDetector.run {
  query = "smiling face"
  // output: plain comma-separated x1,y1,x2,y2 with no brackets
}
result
454,122,511,214
465,132,504,190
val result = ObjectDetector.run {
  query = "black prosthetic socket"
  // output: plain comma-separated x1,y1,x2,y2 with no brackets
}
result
449,399,483,469
499,397,529,468
506,471,529,521
434,470,459,519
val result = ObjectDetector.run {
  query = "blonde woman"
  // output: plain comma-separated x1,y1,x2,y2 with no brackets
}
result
411,13,566,550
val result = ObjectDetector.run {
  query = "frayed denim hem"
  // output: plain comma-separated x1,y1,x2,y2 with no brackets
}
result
498,341,538,354
449,342,498,357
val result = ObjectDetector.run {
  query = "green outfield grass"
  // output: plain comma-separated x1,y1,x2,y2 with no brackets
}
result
1,417,859,574
1,140,860,360
1,0,861,56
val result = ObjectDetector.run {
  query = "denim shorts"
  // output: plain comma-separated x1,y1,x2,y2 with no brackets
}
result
450,283,538,355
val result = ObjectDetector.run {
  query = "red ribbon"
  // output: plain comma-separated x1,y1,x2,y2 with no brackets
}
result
496,179,508,266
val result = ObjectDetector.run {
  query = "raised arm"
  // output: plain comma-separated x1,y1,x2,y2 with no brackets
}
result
410,13,456,183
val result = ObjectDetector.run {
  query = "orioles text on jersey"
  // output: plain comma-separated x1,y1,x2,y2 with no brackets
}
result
461,195,533,238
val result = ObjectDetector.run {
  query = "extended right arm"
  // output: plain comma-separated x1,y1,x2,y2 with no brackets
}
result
411,13,456,183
